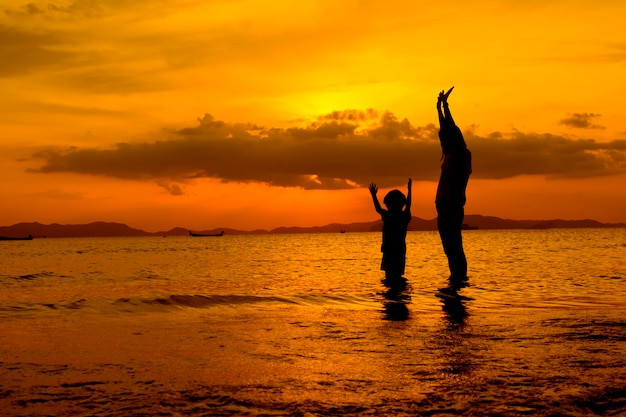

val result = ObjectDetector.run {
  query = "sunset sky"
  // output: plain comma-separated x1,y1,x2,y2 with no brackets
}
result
1,0,625,232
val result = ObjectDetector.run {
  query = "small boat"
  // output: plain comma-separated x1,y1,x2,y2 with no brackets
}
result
189,231,224,237
0,235,34,241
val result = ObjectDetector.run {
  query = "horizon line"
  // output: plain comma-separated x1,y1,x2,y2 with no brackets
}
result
1,214,625,237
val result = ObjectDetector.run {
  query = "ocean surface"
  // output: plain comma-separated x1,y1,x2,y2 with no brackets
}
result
1,229,625,416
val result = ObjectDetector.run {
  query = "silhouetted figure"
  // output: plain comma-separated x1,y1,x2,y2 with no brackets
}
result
369,178,412,283
436,87,472,285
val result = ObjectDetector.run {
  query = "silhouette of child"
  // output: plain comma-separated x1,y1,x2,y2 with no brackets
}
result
436,87,472,285
369,179,412,282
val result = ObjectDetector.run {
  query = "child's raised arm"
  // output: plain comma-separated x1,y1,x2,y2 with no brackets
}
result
369,183,385,215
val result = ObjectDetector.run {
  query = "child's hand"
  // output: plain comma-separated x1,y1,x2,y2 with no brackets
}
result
369,183,378,195
408,178,412,189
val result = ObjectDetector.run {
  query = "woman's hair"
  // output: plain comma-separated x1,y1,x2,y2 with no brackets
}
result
383,189,407,210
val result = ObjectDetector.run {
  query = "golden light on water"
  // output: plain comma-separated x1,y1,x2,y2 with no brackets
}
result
1,230,625,414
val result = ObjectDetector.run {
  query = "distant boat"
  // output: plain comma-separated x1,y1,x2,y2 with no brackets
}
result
189,231,224,237
462,224,478,230
0,235,34,241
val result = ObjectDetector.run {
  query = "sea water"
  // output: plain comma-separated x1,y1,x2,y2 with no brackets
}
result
1,229,625,416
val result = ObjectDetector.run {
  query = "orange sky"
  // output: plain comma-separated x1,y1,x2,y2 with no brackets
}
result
1,0,625,232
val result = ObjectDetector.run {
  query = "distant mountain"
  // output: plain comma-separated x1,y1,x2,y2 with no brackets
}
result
0,222,152,238
270,216,626,234
462,215,623,230
1,215,624,238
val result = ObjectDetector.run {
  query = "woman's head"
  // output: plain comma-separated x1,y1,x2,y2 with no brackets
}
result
439,125,466,154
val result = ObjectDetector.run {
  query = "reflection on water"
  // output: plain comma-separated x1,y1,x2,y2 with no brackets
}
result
438,286,469,328
435,285,474,379
380,277,411,321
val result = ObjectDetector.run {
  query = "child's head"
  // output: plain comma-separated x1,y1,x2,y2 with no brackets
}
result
383,189,407,211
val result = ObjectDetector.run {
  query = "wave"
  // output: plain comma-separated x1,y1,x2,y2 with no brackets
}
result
133,294,299,308
8,271,60,281
0,293,378,316
120,293,376,311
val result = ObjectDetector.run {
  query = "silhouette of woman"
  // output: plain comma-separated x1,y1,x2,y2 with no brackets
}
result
436,87,472,286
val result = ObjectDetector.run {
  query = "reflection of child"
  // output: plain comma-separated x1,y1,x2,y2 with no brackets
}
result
369,179,412,280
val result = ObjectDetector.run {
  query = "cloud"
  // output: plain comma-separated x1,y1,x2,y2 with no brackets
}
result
559,112,605,129
0,12,178,93
0,24,78,77
156,180,185,196
3,1,95,17
29,111,626,191
1,1,296,96
469,130,626,179
14,100,126,116
0,1,200,90
2,0,174,19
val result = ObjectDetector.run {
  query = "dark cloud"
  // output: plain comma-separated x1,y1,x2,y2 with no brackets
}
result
0,2,189,91
3,1,147,19
559,112,605,129
4,3,46,16
0,24,77,76
30,112,626,192
0,22,170,92
470,131,626,179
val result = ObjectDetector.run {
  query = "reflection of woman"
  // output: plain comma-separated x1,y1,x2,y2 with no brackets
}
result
436,87,472,284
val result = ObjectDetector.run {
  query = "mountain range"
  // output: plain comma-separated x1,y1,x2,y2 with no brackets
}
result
1,215,624,238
